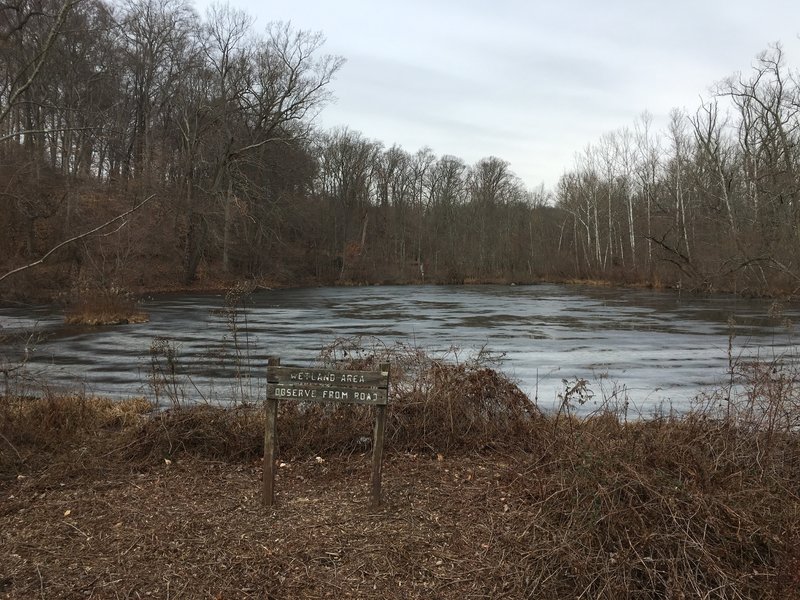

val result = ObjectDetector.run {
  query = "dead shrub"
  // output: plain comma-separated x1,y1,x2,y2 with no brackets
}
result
0,394,151,474
64,286,148,325
126,405,264,463
388,361,540,452
277,338,541,455
482,410,800,598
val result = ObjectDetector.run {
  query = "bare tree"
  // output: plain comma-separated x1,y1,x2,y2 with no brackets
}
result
666,109,693,264
634,112,662,271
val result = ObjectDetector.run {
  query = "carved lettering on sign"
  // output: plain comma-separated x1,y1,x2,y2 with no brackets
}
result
287,371,370,384
290,371,336,383
272,386,317,399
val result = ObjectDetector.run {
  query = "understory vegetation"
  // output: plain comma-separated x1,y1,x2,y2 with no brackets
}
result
1,342,799,598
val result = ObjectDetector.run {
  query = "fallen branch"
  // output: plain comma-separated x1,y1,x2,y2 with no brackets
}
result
0,194,156,284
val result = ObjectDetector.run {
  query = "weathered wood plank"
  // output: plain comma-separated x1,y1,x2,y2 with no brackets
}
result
266,383,387,405
267,365,389,388
370,361,390,507
263,357,280,507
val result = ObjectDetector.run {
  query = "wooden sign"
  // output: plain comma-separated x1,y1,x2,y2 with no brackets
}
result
266,366,388,405
263,358,390,509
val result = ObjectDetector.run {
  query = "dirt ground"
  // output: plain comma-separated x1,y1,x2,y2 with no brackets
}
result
1,453,533,599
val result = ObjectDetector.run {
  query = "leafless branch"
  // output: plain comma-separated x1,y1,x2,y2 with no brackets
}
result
0,0,83,126
0,194,156,284
0,126,95,144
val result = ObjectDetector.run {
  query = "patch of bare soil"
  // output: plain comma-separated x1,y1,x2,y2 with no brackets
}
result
2,440,799,600
2,454,532,599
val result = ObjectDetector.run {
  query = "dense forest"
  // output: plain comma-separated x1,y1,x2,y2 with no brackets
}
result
2,0,800,300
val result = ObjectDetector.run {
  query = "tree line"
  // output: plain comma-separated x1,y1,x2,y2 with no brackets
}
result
2,0,799,298
556,44,800,295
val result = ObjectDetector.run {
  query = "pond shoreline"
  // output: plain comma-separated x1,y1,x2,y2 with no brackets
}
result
6,270,791,310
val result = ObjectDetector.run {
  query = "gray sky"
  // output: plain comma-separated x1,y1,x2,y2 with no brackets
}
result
196,0,800,190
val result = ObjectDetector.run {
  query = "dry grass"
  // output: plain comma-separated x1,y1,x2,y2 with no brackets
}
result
0,395,152,474
1,348,799,598
563,277,615,287
64,288,149,325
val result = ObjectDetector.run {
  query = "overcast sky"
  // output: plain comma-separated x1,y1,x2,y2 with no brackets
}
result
195,0,800,190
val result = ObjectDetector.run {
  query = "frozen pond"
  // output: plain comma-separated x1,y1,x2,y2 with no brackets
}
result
1,284,798,412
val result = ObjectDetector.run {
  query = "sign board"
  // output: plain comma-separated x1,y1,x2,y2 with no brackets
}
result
262,359,390,508
266,366,388,405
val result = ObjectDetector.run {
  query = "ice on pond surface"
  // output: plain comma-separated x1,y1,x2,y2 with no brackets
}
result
1,284,797,412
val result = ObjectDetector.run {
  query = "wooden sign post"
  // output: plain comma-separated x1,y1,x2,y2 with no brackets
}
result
263,358,390,508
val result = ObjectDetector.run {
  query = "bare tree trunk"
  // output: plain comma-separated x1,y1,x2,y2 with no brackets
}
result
222,176,234,273
676,161,691,261
591,192,600,267
626,190,636,268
